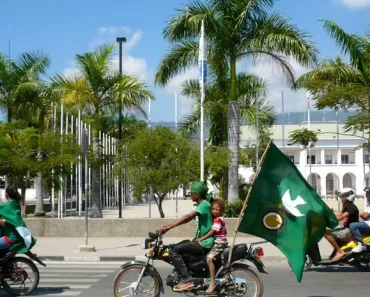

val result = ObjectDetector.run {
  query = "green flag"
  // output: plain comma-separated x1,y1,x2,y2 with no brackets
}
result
238,142,338,282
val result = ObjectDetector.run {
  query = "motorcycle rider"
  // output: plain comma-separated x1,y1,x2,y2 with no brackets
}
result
158,181,214,292
324,188,359,261
349,187,370,253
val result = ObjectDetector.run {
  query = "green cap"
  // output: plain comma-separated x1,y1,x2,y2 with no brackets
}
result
191,181,208,198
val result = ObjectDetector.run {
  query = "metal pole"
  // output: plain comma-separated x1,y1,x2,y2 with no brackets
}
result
307,91,311,185
175,93,178,218
51,103,56,217
200,19,205,181
84,125,89,245
337,111,340,210
116,36,126,218
282,91,285,153
148,98,152,218
256,97,259,168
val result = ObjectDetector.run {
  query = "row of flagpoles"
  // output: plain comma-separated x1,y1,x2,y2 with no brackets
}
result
50,103,124,218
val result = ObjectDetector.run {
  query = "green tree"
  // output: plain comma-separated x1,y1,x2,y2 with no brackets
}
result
289,128,319,148
0,50,54,215
118,127,200,217
155,0,317,199
52,44,153,218
0,124,79,217
296,20,370,154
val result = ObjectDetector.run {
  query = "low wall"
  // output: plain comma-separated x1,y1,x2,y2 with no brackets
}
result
23,218,249,238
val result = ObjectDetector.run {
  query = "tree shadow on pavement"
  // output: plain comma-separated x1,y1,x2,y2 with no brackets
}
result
95,244,139,251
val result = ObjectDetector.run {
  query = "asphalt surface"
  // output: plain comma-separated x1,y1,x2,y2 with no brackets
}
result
16,260,370,297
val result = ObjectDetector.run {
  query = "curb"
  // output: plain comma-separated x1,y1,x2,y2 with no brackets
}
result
37,255,287,263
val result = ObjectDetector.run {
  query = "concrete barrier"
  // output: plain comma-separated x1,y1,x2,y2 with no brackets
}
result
24,218,250,238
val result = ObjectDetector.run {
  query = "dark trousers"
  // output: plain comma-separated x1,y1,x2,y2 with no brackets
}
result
169,240,204,280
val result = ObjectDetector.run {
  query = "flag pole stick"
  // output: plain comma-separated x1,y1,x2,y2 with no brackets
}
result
227,140,273,266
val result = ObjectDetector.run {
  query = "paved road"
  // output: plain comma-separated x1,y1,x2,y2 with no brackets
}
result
19,261,370,297
8,262,120,297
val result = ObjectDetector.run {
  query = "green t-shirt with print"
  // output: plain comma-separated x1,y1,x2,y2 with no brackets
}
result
195,200,214,249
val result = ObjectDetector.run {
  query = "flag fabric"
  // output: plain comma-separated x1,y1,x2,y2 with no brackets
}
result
238,142,338,282
198,20,207,88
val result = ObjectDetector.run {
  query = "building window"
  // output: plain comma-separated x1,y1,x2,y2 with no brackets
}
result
287,155,294,163
325,155,333,164
341,155,349,164
307,155,316,164
343,174,352,188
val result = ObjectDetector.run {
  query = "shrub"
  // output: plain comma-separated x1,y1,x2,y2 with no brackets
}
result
224,199,244,217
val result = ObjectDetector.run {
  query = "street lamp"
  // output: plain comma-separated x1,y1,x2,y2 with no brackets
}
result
116,36,126,219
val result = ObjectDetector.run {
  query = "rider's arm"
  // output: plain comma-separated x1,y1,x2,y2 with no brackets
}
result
165,211,199,230
196,229,215,242
0,219,6,228
336,212,349,221
361,212,370,220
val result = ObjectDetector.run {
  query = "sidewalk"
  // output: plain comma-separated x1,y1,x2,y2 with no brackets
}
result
32,236,334,262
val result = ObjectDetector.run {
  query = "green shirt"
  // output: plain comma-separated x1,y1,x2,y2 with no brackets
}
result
195,200,214,249
0,200,36,254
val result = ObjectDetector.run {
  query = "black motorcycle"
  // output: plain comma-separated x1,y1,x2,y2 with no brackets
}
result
288,237,370,272
112,231,267,297
0,249,46,296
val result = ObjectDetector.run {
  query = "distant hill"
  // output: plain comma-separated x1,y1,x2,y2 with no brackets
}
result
150,111,357,136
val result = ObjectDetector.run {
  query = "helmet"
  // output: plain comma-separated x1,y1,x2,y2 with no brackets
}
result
364,187,370,193
338,188,356,202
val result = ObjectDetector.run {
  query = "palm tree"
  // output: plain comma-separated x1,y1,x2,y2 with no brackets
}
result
52,44,153,218
155,0,317,199
0,51,53,215
296,20,370,171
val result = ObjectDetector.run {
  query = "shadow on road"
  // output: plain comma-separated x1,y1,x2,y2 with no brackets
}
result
308,266,361,273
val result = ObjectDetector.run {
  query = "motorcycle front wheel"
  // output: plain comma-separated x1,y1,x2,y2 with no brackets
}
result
113,265,160,297
288,254,313,272
1,257,40,296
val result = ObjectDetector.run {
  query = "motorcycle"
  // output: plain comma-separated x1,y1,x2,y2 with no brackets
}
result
289,234,370,271
113,231,268,297
0,249,46,296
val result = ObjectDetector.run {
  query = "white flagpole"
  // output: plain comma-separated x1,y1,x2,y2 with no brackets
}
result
75,117,79,215
199,19,207,181
282,91,285,153
175,92,178,218
78,110,82,217
99,131,102,207
70,115,74,213
51,103,56,217
64,112,68,215
104,133,108,207
59,104,64,218
148,97,152,218
88,125,91,208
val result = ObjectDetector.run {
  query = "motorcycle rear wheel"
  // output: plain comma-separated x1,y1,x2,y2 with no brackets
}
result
1,257,40,296
222,265,263,297
113,265,160,297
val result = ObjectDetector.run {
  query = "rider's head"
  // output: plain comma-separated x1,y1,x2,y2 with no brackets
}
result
338,188,356,204
364,187,370,202
5,185,21,201
190,181,208,204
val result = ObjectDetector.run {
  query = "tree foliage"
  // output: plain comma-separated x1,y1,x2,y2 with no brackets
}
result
289,128,319,148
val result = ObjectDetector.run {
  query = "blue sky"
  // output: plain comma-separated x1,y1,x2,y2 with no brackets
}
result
0,0,369,122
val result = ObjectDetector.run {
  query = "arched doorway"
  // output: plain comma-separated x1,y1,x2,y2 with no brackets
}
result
342,173,356,191
308,173,321,195
326,173,339,198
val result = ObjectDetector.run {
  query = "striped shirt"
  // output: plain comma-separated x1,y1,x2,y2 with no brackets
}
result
212,216,227,243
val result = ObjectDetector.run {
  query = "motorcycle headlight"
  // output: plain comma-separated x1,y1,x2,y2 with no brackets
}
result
141,238,152,250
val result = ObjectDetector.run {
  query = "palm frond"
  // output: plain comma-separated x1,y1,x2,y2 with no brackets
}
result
155,40,199,86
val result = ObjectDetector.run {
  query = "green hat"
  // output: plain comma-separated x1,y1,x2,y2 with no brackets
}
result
191,181,208,198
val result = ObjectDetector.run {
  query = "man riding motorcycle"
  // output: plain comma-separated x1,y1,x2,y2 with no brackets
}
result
158,181,213,292
349,187,370,253
324,188,359,261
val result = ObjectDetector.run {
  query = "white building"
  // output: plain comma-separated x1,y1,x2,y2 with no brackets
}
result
240,122,369,198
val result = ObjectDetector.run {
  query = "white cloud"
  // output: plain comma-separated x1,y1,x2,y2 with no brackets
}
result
248,58,313,114
62,26,149,82
338,0,370,8
163,67,198,118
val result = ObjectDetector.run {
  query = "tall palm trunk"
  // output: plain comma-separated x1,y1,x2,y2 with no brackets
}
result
227,56,240,202
34,172,45,216
89,135,102,218
227,101,240,202
35,114,46,216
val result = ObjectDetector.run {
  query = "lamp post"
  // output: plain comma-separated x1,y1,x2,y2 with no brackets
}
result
116,36,126,219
